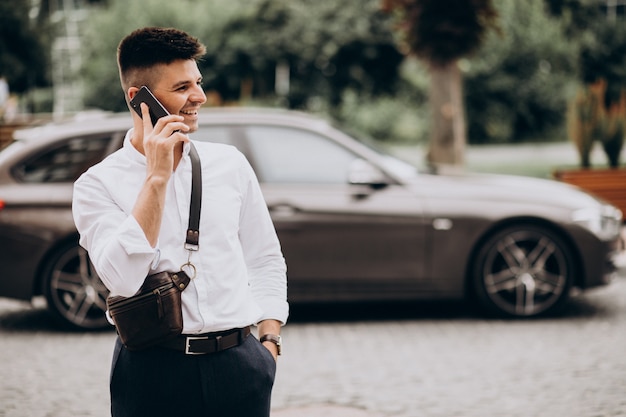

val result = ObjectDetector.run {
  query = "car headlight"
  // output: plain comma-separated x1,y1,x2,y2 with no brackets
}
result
572,204,623,241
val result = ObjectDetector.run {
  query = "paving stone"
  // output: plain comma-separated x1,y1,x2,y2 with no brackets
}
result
0,250,625,417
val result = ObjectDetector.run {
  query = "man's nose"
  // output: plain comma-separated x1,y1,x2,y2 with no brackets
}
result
191,85,207,105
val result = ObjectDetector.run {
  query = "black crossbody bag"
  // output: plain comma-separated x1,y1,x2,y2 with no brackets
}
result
106,143,202,351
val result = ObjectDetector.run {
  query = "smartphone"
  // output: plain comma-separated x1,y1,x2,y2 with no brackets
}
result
129,86,169,126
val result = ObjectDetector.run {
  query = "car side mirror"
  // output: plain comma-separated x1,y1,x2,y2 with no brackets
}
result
348,159,388,189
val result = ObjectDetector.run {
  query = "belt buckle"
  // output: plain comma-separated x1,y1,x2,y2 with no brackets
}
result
185,335,208,355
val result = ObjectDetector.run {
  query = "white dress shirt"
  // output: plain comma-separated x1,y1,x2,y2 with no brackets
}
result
72,130,288,333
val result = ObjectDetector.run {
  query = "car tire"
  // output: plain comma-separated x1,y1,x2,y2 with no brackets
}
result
471,224,574,318
42,240,110,330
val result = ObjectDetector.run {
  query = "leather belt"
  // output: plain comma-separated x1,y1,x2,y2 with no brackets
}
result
160,326,251,355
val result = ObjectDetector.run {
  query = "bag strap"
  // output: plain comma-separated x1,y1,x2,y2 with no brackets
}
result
185,142,202,251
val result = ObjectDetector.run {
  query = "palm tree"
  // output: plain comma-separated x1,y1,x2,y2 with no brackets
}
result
382,0,499,167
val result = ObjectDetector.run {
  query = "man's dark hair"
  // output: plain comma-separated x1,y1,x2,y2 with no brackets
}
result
117,27,206,91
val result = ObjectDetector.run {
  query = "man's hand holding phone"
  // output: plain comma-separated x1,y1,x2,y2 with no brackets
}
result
139,102,189,178
130,86,190,178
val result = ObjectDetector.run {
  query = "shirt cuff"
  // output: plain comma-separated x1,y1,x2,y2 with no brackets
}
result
256,299,289,325
119,215,160,260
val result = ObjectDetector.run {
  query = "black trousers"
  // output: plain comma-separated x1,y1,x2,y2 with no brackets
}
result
110,334,276,417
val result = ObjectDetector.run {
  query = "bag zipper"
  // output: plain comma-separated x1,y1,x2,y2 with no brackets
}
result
108,283,174,311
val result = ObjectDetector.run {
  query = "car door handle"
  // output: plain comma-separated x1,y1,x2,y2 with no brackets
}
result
433,218,453,231
268,204,298,217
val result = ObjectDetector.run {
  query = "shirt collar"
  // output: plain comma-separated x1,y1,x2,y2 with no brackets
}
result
123,128,146,165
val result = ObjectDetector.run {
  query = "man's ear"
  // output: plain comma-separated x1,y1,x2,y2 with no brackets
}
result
127,86,140,101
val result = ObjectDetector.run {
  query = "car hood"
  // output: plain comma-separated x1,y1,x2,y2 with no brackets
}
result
407,170,602,210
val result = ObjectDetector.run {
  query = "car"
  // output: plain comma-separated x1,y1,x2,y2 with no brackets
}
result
0,108,623,329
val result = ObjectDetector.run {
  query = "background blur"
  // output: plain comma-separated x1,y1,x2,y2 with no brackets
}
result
1,0,626,170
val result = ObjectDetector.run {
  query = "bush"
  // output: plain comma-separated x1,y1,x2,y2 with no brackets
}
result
335,90,428,144
464,0,578,144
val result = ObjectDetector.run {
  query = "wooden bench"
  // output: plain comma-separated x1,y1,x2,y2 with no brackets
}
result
0,123,22,149
554,169,626,218
0,117,53,150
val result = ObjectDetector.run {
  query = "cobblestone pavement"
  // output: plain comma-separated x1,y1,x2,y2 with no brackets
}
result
1,260,625,417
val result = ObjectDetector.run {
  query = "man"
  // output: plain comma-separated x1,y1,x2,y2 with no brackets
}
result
72,27,288,417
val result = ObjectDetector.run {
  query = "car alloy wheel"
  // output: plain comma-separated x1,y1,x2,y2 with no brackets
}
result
472,224,574,318
43,241,110,329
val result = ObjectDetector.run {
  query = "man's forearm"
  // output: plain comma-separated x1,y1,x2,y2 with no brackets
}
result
132,175,168,247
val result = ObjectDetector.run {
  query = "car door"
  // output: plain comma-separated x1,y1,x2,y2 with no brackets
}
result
0,130,124,302
241,125,429,301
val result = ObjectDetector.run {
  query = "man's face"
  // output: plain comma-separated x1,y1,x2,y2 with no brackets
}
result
150,60,207,133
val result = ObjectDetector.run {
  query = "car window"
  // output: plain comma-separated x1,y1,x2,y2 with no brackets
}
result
245,126,358,184
13,134,113,183
193,126,233,145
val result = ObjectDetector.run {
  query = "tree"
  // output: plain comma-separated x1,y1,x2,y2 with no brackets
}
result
80,0,404,114
545,0,626,167
80,0,247,112
201,0,403,110
76,0,424,146
382,0,499,167
464,0,577,144
0,0,50,94
543,0,604,35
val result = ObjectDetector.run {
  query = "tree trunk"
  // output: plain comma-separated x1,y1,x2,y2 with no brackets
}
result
426,61,466,167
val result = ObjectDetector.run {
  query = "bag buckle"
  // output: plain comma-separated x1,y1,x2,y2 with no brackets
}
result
105,310,115,326
185,229,199,251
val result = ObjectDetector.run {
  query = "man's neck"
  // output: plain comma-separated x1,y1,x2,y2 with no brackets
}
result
130,129,185,171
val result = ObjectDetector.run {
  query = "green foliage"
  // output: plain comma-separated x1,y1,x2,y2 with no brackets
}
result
80,0,403,112
337,89,427,144
80,0,408,136
568,81,625,168
579,21,626,104
382,0,499,66
80,0,247,111
546,0,626,167
73,0,624,149
568,82,604,167
464,0,578,144
543,0,604,36
200,0,403,108
0,0,51,93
